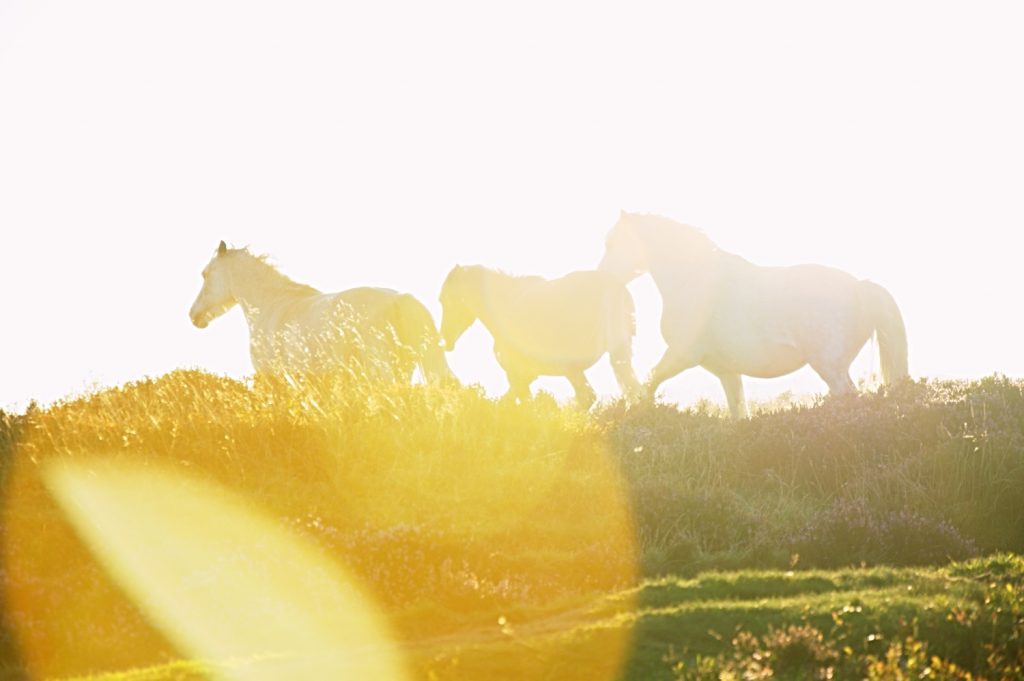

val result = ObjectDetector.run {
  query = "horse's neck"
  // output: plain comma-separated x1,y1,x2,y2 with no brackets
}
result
647,247,729,307
473,270,524,328
648,244,704,279
230,260,318,323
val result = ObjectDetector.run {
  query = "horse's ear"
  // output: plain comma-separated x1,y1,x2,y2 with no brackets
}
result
217,240,227,256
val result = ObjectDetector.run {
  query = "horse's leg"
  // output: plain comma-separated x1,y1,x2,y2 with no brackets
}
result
567,372,597,410
715,372,748,419
393,293,454,383
807,321,862,397
811,359,857,396
504,371,534,404
609,347,643,402
646,345,697,399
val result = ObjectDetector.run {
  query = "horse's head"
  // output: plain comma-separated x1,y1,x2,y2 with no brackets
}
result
189,240,238,329
598,210,649,283
438,265,480,351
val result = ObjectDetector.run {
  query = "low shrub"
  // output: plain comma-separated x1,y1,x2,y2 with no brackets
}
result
787,498,979,568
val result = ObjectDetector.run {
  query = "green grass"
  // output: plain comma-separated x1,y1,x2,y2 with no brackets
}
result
42,554,1024,680
622,553,1024,679
1,372,1023,679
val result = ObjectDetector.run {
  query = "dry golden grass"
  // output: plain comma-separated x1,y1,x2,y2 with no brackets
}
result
2,372,1023,679
2,371,637,680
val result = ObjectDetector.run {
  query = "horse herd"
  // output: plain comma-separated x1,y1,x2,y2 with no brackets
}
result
189,212,908,417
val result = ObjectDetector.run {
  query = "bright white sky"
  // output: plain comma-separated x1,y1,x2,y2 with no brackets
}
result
1,1,1022,411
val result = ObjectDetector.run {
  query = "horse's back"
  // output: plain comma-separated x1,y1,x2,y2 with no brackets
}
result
495,271,632,370
331,286,402,318
512,270,625,307
327,286,425,351
333,287,450,381
702,259,875,375
331,287,440,336
758,263,870,336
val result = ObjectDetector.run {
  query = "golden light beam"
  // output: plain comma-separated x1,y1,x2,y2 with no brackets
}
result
43,459,409,681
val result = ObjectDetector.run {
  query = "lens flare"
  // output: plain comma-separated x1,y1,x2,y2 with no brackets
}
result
2,374,638,680
43,460,409,681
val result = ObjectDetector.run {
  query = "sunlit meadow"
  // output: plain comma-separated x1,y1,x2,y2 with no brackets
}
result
2,372,1024,679
2,372,637,680
3,2,1024,679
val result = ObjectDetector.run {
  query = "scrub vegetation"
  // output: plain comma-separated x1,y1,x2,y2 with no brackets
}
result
1,373,1022,679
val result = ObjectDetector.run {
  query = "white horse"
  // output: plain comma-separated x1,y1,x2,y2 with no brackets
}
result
598,212,908,417
189,241,452,384
438,265,642,408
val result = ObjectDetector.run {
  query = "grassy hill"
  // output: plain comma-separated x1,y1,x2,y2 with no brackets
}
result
1,372,1022,679
24,556,1024,680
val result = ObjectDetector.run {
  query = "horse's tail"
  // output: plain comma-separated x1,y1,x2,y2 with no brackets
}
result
604,281,642,399
393,294,455,384
860,280,909,385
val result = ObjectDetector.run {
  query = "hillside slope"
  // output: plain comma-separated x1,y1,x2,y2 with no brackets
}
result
0,373,1022,679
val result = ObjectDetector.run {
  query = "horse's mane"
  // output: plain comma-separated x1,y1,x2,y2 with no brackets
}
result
451,264,545,285
480,265,545,283
627,213,716,252
229,248,320,296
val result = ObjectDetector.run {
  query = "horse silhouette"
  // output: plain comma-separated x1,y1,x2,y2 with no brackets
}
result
439,264,641,408
190,241,451,384
598,211,908,417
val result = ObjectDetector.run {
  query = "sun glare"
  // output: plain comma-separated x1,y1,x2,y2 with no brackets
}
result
1,2,1023,679
42,460,409,681
1,1,1022,410
3,374,638,679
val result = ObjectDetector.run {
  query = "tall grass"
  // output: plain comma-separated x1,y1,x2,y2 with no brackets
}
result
1,372,1022,678
605,376,1024,574
2,372,636,679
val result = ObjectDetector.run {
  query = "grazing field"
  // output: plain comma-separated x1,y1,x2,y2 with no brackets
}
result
20,555,1024,681
1,372,1022,679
